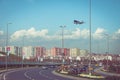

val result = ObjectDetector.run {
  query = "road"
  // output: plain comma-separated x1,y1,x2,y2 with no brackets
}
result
0,67,94,80
0,67,74,80
94,67,120,77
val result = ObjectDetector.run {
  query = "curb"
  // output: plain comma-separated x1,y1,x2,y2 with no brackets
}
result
52,71,93,80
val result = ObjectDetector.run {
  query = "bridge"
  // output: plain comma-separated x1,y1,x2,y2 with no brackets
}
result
0,51,6,55
0,51,66,69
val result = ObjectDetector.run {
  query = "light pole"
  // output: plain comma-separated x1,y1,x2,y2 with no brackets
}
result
104,33,109,70
22,36,25,68
60,26,66,64
6,23,12,70
89,0,92,76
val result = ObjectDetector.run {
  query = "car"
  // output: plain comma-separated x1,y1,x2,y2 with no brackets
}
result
42,66,48,70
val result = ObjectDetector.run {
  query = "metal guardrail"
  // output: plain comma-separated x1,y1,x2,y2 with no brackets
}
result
0,61,65,66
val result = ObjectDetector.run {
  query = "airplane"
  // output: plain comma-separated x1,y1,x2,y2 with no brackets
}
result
74,20,84,24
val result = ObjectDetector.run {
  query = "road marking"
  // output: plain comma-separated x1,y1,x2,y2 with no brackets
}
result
0,67,38,80
0,72,6,80
2,69,27,80
3,70,19,80
24,71,36,80
24,71,32,80
3,74,6,80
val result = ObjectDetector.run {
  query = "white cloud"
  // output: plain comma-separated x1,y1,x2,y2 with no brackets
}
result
12,27,119,42
11,30,26,40
10,27,48,41
71,28,81,38
59,28,89,39
81,29,89,39
0,30,3,35
26,27,48,38
10,27,90,41
93,28,106,39
112,29,120,39
64,28,81,39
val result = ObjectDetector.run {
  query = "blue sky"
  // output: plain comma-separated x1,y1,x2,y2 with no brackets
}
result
0,0,120,54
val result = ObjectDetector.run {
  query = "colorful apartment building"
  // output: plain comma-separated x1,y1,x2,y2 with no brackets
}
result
35,46,46,58
63,48,70,57
51,47,62,57
70,48,80,58
50,47,70,58
4,46,20,56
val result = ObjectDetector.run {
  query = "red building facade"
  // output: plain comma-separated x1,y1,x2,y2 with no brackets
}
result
35,46,46,58
51,47,70,58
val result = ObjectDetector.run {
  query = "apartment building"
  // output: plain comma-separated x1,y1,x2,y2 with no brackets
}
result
46,49,51,57
51,47,62,57
64,48,70,57
70,48,80,58
22,46,35,59
35,46,46,58
80,49,88,57
4,46,19,55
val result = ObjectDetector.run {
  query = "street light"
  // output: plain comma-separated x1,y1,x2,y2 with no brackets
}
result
60,26,66,64
104,33,109,70
22,36,25,68
6,23,12,70
73,0,91,75
89,0,92,76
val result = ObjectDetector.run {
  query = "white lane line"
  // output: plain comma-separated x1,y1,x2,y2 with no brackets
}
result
0,67,37,80
3,70,21,80
24,71,35,80
3,74,6,80
24,71,31,80
0,73,4,80
0,74,2,80
1,68,28,80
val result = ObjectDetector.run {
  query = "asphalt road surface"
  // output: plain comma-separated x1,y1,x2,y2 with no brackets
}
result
0,67,74,80
94,67,120,77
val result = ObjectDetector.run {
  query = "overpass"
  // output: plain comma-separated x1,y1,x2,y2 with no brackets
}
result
0,51,66,68
0,51,6,55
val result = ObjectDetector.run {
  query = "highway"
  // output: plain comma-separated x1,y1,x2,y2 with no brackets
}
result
0,67,73,80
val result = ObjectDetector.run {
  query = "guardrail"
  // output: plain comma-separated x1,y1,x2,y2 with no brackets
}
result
0,61,65,69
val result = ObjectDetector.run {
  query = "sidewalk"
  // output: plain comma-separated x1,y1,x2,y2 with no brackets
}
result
94,67,120,77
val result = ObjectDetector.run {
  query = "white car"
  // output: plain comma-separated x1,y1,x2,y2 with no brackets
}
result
42,66,48,69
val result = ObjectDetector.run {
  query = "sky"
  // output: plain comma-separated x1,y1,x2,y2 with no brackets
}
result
0,0,120,54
